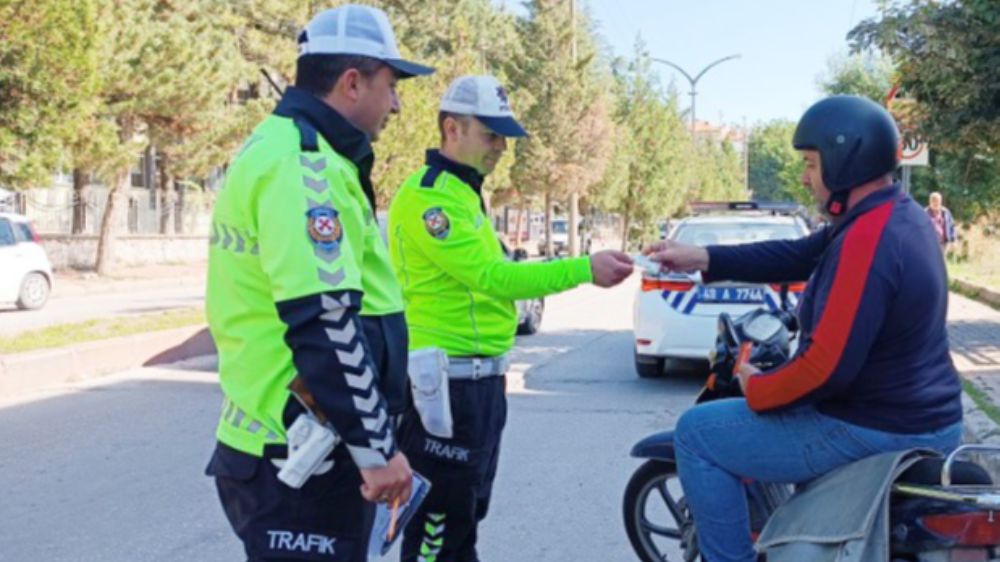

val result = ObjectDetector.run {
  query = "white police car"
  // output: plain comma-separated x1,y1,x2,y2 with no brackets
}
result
633,202,810,377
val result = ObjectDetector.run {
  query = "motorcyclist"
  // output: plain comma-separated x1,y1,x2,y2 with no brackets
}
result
645,95,963,562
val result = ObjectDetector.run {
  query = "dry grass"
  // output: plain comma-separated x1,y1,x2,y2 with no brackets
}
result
0,308,205,354
951,216,1000,290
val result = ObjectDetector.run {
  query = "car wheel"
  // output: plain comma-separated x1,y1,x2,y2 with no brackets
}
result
635,352,665,378
16,272,50,310
517,298,544,335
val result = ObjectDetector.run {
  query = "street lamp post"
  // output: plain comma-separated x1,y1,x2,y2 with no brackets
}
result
652,54,741,133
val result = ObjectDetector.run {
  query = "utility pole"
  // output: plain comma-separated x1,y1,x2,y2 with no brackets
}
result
568,0,581,257
742,117,751,198
652,55,741,134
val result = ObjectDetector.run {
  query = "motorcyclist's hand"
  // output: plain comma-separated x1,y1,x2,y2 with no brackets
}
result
359,452,412,505
736,363,761,393
644,240,710,273
590,250,634,287
641,240,669,255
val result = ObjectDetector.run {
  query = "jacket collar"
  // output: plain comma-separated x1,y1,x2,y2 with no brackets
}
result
425,149,485,198
273,87,377,210
831,184,901,237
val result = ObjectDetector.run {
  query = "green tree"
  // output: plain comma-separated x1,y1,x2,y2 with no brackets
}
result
818,52,894,102
748,120,808,203
511,0,614,256
85,0,251,274
376,0,522,204
692,139,746,203
145,0,251,233
594,42,689,249
0,0,99,189
850,0,1000,220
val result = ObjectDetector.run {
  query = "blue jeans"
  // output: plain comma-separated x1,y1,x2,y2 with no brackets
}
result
673,399,963,562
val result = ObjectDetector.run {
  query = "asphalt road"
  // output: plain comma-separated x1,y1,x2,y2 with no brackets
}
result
0,282,204,336
0,278,704,561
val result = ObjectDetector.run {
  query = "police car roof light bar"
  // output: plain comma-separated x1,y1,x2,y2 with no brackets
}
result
688,201,806,216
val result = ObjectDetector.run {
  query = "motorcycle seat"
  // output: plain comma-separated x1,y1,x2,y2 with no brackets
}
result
897,457,993,486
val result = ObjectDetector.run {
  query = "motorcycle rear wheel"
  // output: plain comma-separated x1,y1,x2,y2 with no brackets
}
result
623,459,699,562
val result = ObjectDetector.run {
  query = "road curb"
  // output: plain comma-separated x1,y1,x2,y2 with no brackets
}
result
0,325,216,396
952,277,1000,309
961,391,1000,476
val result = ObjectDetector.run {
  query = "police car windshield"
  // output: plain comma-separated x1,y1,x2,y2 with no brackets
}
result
551,221,568,233
674,222,802,246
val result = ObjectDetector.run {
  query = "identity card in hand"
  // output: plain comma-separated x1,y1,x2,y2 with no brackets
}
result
367,471,432,560
632,254,663,276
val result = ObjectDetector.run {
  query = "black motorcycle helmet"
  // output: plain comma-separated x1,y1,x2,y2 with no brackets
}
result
792,95,900,216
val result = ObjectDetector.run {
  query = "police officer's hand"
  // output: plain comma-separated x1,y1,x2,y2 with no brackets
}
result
360,452,413,505
590,250,634,287
644,240,710,273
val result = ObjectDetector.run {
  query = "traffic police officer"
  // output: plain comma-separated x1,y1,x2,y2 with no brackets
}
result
204,6,433,561
387,75,634,562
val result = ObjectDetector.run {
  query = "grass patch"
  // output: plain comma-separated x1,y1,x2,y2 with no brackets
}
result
963,379,1000,428
951,279,1000,313
950,261,1000,292
0,307,205,354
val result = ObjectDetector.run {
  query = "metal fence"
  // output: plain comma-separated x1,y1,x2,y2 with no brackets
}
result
8,185,213,236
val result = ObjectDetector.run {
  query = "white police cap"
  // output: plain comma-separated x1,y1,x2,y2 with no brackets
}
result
439,75,527,137
298,4,433,78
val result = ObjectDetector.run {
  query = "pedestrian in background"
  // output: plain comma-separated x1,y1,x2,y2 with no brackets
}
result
926,191,957,255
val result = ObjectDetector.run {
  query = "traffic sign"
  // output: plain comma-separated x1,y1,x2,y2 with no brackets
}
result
900,130,929,166
886,84,930,167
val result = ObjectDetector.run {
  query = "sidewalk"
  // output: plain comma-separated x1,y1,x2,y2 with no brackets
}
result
949,291,1000,443
52,262,206,298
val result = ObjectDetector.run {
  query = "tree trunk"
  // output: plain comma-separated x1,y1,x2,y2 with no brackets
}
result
544,192,554,258
71,168,88,234
174,180,185,234
514,198,526,250
568,191,579,257
621,209,631,253
95,167,131,275
158,158,172,234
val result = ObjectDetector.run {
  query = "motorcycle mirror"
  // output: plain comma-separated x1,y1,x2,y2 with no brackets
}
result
717,313,739,347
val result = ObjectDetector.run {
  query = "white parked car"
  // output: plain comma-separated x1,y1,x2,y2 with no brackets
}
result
537,218,592,256
633,203,810,378
0,213,53,310
503,244,545,335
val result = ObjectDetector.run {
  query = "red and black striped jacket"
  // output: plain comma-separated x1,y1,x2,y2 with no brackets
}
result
707,186,962,434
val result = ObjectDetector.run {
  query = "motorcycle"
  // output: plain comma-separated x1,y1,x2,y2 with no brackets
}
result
623,286,1000,562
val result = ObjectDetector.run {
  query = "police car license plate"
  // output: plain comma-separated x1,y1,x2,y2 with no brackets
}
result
696,286,765,304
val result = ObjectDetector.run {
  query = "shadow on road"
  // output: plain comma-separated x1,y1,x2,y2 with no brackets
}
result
0,375,237,562
144,328,217,367
515,327,706,395
950,320,1000,367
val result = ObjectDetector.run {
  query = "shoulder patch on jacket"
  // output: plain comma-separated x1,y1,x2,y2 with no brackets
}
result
306,206,343,250
423,207,450,240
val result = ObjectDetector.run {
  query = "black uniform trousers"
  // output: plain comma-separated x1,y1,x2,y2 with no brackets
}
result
206,315,409,561
398,375,508,562
208,443,373,561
